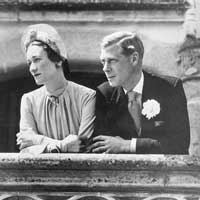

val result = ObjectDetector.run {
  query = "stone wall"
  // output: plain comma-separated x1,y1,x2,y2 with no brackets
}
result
0,0,188,81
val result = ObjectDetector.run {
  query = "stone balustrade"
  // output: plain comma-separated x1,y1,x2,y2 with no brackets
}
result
0,153,200,199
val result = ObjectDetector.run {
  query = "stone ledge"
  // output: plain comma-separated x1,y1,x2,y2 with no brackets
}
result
0,153,199,170
0,153,200,195
0,0,189,11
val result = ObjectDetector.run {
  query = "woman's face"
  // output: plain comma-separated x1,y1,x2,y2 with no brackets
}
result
26,45,58,85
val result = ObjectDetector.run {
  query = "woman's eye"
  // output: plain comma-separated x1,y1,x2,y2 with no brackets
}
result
34,58,41,63
27,61,31,66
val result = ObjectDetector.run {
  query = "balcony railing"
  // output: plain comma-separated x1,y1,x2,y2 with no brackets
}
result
0,153,200,199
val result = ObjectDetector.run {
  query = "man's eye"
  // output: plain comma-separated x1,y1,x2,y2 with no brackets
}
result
110,59,117,63
101,60,105,65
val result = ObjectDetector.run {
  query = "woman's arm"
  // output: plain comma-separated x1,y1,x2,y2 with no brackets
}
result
59,90,96,153
78,90,96,139
17,94,60,153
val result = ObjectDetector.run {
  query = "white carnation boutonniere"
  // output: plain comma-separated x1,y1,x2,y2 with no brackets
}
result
142,99,160,120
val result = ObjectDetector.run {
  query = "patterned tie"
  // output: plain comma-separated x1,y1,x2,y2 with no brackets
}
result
127,91,141,136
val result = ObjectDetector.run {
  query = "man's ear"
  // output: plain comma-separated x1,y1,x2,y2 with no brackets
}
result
130,51,139,65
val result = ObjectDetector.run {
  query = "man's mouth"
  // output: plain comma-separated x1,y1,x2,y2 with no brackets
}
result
107,76,115,80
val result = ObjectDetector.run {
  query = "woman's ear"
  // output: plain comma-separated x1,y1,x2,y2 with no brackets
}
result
55,61,62,68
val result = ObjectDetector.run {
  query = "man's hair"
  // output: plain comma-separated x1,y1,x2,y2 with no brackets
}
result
28,41,70,79
101,31,144,59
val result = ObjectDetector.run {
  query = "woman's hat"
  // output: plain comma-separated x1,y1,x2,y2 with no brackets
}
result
21,23,67,59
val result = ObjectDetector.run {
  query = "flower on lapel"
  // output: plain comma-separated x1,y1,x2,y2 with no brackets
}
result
142,99,160,120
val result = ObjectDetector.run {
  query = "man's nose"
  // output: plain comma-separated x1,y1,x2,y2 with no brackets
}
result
103,62,111,73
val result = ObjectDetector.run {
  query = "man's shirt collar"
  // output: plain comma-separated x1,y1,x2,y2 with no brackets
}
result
124,72,144,95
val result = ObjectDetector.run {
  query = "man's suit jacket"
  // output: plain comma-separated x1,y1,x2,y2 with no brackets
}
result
95,71,190,154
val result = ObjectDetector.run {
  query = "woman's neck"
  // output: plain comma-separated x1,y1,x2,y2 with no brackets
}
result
45,72,67,96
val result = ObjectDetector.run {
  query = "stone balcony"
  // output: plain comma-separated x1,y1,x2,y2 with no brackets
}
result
0,153,200,199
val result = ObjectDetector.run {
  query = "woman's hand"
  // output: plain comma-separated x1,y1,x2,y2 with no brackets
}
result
16,129,43,150
60,135,82,152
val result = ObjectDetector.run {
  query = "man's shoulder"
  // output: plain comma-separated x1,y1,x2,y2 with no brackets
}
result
96,71,183,99
97,82,117,99
144,71,181,89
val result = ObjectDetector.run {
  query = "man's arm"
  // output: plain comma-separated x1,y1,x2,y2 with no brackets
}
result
91,80,190,154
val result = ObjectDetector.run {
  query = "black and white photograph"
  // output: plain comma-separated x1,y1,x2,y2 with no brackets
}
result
0,0,199,199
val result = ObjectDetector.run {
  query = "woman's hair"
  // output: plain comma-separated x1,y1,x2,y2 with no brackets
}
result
28,41,71,79
44,43,71,80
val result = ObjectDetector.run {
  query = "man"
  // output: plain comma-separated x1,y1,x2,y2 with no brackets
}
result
91,31,190,154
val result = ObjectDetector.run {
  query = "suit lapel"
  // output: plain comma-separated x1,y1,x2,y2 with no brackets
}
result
109,73,157,138
142,72,153,105
141,72,157,135
114,87,127,108
115,87,138,138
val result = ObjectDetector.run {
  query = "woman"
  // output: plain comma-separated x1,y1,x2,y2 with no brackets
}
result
16,24,96,154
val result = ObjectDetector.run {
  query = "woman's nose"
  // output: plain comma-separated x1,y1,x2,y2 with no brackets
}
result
29,63,37,73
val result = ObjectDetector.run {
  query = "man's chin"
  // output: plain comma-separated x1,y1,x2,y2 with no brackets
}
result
108,81,117,87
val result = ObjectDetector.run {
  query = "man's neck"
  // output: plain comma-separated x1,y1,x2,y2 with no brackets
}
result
123,71,142,92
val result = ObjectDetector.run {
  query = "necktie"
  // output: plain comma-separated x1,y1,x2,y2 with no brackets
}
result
127,91,141,136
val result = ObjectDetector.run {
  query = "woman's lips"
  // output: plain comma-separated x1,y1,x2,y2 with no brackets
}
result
34,73,41,77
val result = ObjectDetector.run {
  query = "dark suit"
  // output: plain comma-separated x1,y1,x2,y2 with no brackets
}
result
95,71,190,154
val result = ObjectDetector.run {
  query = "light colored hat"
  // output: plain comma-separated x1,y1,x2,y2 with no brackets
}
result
21,23,67,59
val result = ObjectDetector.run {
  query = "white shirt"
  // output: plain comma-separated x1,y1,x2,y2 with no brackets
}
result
124,72,144,96
123,72,144,153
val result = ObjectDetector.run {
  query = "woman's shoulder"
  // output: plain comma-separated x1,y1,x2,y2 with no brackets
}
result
67,81,95,97
22,86,46,101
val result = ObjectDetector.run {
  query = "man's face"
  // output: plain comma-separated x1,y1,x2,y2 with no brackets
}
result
100,44,139,89
26,45,58,85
